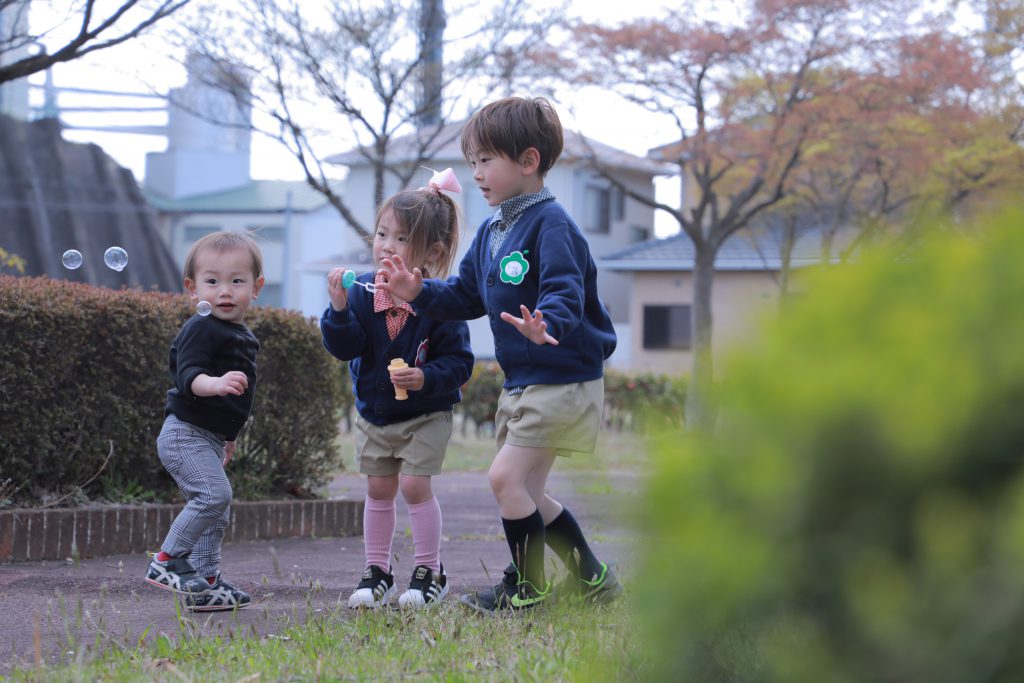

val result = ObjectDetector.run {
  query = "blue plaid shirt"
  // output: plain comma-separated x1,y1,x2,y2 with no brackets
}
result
487,187,555,257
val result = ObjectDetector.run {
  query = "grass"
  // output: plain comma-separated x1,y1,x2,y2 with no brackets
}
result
4,417,650,681
5,598,640,682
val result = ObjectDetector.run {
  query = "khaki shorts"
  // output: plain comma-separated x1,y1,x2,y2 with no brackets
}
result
355,411,453,477
495,379,604,456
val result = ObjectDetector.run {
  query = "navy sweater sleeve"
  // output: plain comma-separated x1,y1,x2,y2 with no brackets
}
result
534,222,587,342
320,303,369,361
413,226,487,321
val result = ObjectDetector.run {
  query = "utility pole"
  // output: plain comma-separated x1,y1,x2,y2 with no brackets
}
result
418,0,445,128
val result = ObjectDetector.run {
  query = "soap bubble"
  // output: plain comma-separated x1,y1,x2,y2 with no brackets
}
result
196,300,213,316
61,249,83,270
103,246,128,272
342,270,357,288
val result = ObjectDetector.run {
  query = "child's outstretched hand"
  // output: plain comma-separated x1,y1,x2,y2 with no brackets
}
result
377,255,423,302
501,305,559,346
326,267,350,311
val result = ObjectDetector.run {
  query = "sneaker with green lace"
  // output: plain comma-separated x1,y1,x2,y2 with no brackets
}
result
460,564,551,613
556,562,623,605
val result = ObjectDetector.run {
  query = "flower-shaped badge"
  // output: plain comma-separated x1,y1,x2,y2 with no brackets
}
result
499,250,530,285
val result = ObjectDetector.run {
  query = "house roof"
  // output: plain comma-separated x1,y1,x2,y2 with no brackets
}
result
0,115,181,292
327,120,673,177
601,228,835,272
145,179,341,214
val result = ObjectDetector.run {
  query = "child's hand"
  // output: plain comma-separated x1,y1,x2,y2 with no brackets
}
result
192,371,249,397
501,305,560,345
377,255,423,302
389,365,425,393
223,441,236,466
327,267,350,311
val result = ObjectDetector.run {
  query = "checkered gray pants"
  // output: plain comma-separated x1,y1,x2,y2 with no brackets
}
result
156,414,232,578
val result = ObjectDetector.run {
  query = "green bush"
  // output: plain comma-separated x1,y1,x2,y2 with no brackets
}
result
639,210,1024,682
604,369,685,430
456,363,685,435
458,361,504,437
0,276,347,506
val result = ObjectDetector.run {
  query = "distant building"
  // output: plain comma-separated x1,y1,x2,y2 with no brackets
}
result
328,123,671,365
143,54,353,314
602,228,834,374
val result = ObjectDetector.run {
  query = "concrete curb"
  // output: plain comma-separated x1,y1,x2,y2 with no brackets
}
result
0,499,362,563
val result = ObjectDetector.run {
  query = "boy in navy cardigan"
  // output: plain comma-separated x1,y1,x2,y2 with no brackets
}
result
322,171,473,609
379,97,622,611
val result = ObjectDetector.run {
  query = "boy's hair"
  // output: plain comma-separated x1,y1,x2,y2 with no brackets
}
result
377,189,460,279
183,231,264,281
460,97,564,177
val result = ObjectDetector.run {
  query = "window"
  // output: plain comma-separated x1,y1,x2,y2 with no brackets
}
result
184,225,220,241
584,185,610,234
643,304,691,350
629,226,650,243
613,187,625,221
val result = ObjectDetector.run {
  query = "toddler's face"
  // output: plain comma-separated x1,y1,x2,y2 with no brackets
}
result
373,209,415,267
185,246,264,323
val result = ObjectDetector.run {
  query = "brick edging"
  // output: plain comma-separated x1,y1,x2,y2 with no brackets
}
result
0,499,363,563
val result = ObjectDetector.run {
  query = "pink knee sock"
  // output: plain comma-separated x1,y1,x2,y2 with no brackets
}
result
363,496,396,570
407,497,442,573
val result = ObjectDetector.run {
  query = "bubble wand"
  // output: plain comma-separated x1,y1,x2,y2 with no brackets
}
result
342,270,378,293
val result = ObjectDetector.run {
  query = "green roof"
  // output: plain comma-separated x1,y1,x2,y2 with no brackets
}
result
145,179,341,213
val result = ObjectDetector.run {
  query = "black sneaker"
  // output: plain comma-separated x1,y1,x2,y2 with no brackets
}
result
398,564,449,609
144,554,211,596
184,573,251,612
460,564,550,613
557,562,623,605
347,565,396,609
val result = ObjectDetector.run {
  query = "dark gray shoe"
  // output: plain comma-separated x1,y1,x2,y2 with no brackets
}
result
460,564,550,613
184,573,251,612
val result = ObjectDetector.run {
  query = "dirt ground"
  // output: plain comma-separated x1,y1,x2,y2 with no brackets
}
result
0,468,640,672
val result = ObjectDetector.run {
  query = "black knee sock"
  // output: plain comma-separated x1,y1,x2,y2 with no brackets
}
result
545,507,602,580
501,509,546,589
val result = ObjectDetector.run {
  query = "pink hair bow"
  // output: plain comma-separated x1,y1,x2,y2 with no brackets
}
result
421,167,462,194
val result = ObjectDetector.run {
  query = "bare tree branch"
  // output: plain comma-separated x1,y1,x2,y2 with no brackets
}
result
0,0,191,84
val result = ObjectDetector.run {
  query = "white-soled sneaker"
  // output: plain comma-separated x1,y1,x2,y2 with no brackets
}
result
398,564,448,609
347,565,395,609
184,573,251,612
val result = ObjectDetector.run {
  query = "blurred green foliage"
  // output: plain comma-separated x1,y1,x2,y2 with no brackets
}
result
639,211,1024,682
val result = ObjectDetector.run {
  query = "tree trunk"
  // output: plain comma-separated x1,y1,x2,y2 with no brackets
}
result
686,243,717,432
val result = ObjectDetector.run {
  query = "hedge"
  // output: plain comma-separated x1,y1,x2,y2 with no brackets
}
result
0,276,348,506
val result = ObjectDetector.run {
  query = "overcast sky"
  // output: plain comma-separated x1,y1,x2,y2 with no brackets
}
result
26,1,684,234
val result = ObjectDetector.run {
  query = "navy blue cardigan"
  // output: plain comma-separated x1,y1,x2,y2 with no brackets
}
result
412,198,616,389
320,274,474,426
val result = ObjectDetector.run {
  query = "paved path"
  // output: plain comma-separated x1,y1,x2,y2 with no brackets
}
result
0,468,639,671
